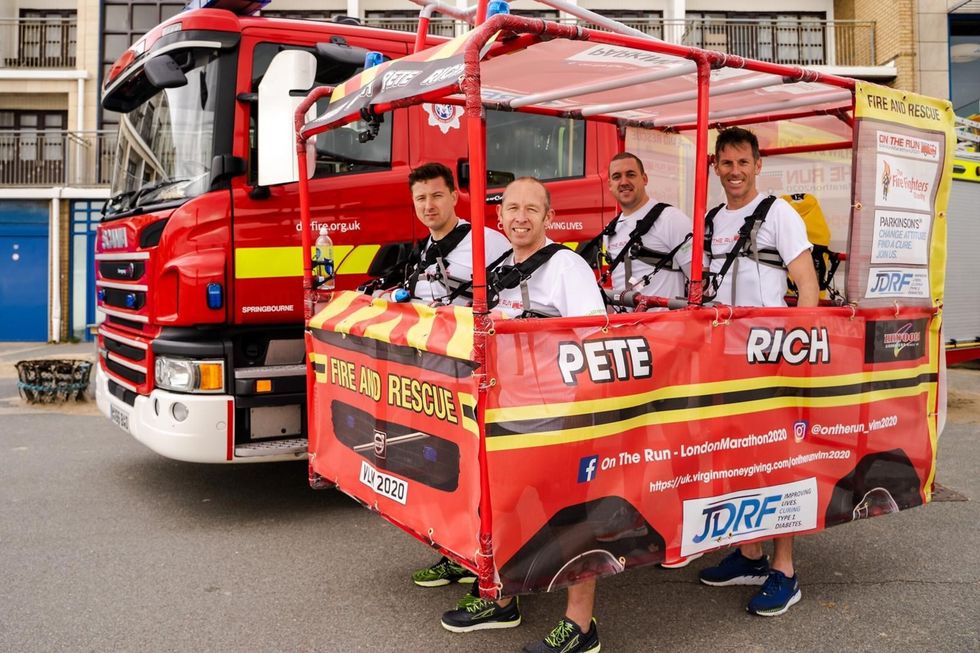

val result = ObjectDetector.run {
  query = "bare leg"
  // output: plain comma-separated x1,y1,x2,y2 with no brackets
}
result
565,579,597,633
739,541,765,560
771,536,795,576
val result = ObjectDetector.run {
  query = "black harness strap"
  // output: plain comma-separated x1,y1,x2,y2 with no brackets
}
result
406,222,472,299
487,243,568,316
704,195,779,302
600,202,670,285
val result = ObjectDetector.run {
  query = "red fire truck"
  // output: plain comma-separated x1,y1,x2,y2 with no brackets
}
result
93,0,616,463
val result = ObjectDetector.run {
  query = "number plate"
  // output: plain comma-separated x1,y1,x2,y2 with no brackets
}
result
359,460,408,505
110,405,130,431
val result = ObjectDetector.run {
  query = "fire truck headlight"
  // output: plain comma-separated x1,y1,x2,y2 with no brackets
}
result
155,357,225,393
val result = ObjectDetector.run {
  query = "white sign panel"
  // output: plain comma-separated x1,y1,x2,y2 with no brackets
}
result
876,130,941,162
875,154,937,212
870,210,931,265
864,267,931,299
680,478,818,556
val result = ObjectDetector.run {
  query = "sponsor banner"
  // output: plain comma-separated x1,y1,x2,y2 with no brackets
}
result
876,130,941,161
482,308,937,595
874,153,937,212
849,82,955,307
307,295,482,567
870,210,930,265
864,318,929,363
566,45,677,69
864,267,930,299
680,478,818,557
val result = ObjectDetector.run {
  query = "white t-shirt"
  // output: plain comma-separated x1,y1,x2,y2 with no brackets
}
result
493,241,606,318
604,197,693,300
708,193,812,307
414,219,512,305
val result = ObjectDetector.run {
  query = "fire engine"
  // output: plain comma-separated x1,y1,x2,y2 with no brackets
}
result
93,0,614,463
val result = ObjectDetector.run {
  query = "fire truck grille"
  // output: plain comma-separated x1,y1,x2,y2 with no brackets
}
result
101,287,147,311
99,260,146,281
105,357,147,385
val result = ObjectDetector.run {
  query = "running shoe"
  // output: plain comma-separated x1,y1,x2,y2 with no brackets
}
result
522,617,601,653
660,552,704,569
441,596,521,632
698,550,770,586
747,570,802,616
412,556,477,587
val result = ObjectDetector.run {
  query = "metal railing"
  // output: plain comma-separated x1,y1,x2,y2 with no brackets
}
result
367,13,875,67
361,16,457,36
0,130,116,187
0,16,77,69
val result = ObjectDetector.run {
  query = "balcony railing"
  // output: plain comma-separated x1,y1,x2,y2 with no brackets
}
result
361,16,457,37
368,15,875,68
0,16,77,69
0,130,116,187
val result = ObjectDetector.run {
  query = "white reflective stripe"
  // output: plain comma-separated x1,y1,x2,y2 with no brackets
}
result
98,306,150,323
100,328,149,350
95,252,150,261
234,364,306,379
97,280,149,291
102,40,224,98
107,352,148,373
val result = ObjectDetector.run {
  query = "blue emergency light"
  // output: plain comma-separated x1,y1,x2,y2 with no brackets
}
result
183,0,271,15
364,51,384,69
124,293,138,309
487,0,511,17
97,288,106,302
206,282,223,309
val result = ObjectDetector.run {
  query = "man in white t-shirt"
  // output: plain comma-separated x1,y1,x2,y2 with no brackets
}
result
406,163,511,589
697,127,819,617
604,152,694,304
406,162,511,306
440,177,605,653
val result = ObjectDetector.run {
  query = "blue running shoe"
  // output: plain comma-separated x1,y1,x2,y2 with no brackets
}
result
699,550,769,586
747,570,802,616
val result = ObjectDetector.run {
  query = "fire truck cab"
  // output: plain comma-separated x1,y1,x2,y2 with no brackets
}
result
94,1,614,463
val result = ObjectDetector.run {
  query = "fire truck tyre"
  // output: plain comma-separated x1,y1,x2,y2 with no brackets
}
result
497,496,665,595
823,448,923,528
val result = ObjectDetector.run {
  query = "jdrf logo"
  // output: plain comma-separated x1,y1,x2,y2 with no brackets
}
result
578,455,599,483
692,493,781,544
870,271,913,294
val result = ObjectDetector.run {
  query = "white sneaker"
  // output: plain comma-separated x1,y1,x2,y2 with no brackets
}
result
660,552,704,569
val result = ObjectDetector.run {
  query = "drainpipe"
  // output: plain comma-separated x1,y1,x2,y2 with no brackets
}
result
50,190,62,343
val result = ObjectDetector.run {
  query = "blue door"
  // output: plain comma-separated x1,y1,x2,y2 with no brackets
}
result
0,201,48,341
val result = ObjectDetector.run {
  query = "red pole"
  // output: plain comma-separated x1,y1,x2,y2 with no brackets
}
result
688,54,711,306
759,140,853,157
414,15,431,53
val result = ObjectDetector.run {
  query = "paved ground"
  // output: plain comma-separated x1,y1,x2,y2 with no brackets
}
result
0,343,977,652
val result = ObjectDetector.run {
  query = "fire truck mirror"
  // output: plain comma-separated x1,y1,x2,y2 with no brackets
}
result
258,49,317,187
144,54,188,90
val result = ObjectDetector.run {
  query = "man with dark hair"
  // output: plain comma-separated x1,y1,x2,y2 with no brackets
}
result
602,152,694,313
400,162,510,307
407,162,510,588
440,177,604,653
697,126,819,616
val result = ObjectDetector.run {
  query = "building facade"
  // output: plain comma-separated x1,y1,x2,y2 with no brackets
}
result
0,0,973,341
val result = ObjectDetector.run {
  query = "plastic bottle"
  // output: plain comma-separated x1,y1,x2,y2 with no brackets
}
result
314,226,334,290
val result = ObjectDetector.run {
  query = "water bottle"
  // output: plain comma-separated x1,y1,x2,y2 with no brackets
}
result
314,226,334,290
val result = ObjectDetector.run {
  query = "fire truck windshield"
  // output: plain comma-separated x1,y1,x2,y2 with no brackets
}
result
106,48,222,216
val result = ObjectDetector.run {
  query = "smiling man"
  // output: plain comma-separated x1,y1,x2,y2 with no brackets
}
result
697,127,819,617
439,177,604,653
602,152,694,304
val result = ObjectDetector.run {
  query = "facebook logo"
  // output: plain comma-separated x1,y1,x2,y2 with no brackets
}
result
578,455,599,483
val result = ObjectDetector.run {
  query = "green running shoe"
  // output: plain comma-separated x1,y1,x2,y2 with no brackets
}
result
522,617,600,653
411,556,477,587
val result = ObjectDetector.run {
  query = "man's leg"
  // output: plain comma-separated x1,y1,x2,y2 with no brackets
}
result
522,580,600,653
747,536,801,617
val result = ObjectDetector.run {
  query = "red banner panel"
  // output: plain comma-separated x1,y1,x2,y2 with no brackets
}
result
484,307,938,595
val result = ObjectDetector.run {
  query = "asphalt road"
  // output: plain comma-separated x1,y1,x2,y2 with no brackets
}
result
1,344,978,652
